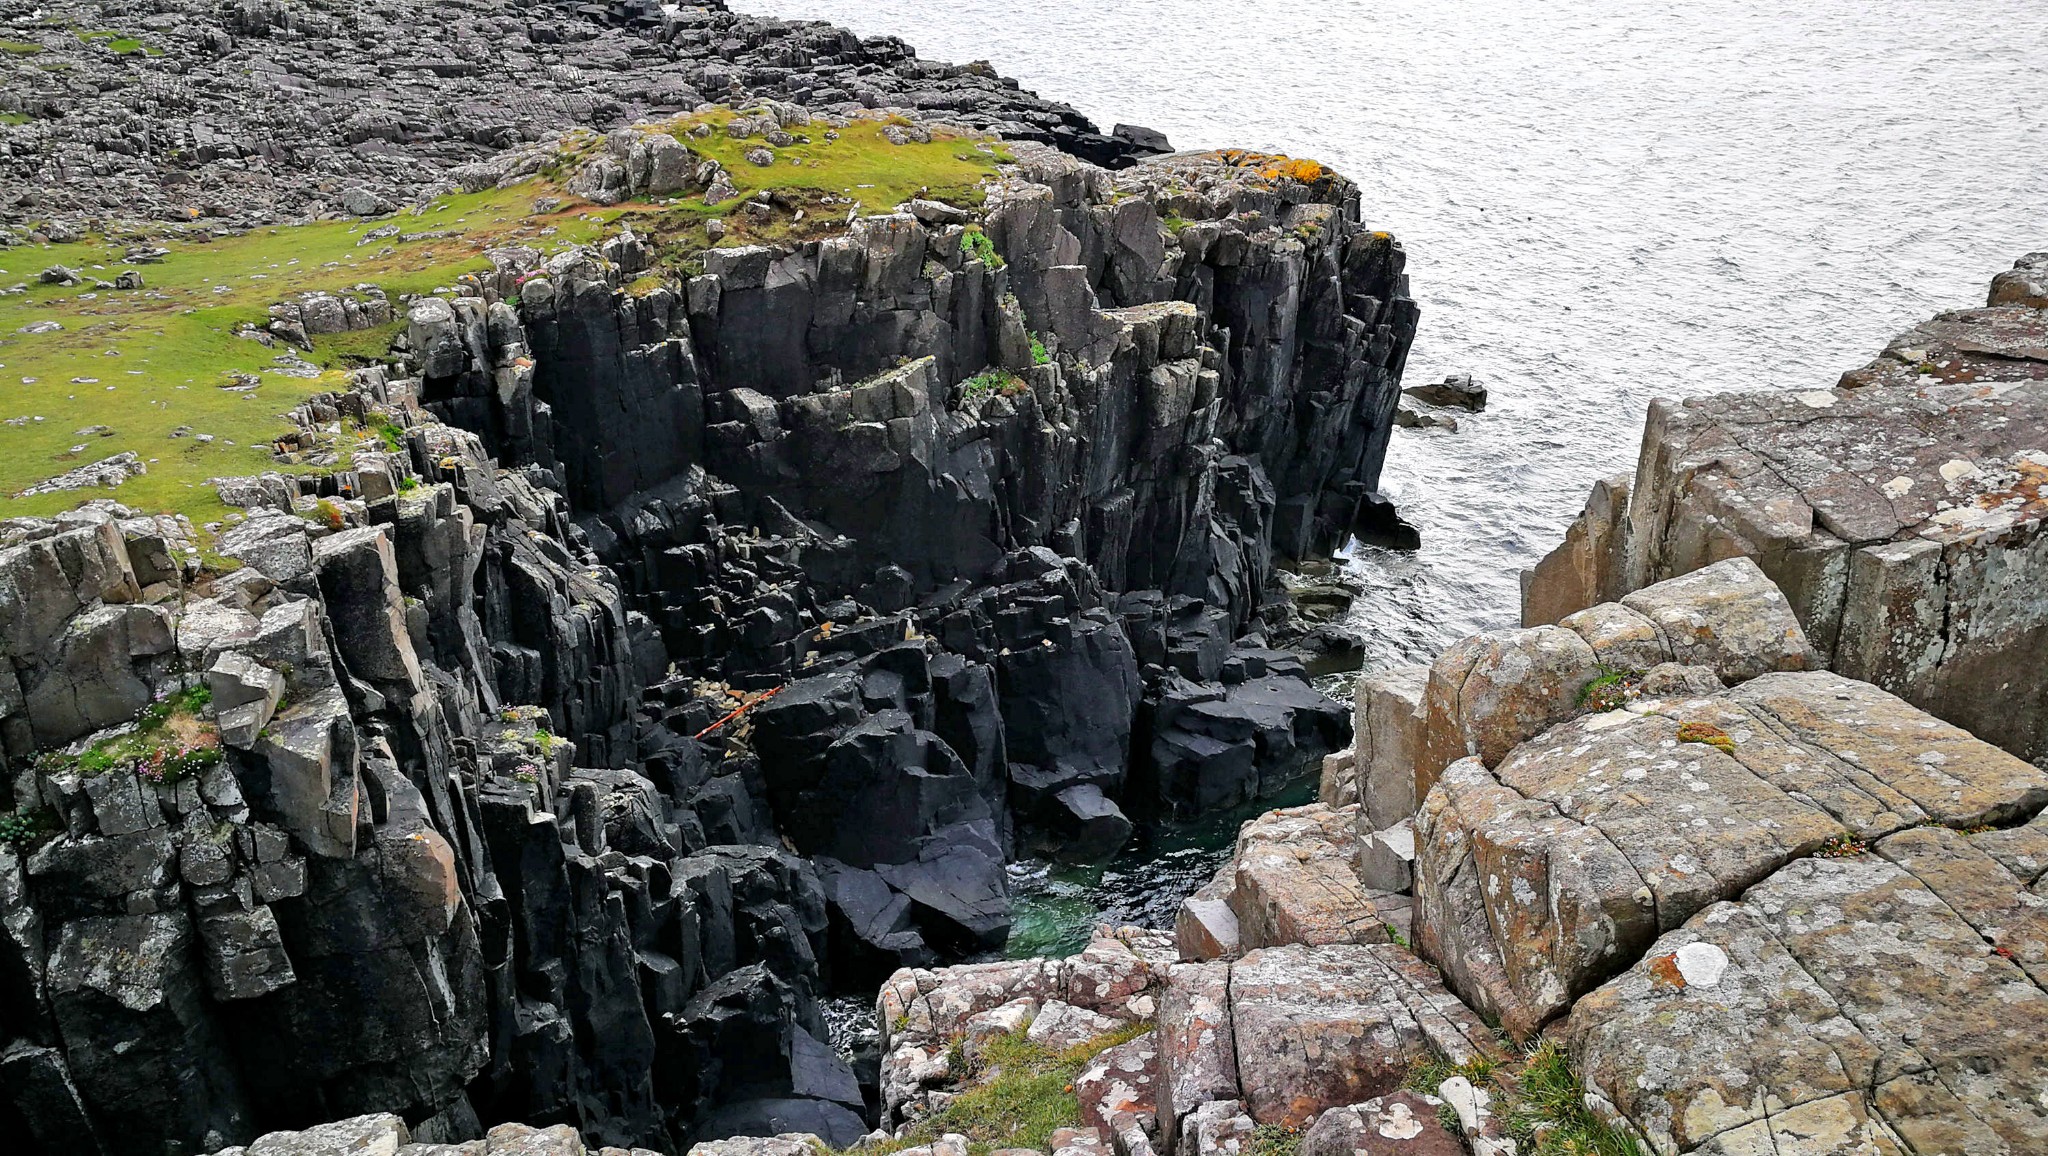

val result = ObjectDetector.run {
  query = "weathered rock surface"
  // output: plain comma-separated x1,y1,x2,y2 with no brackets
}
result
873,928,1174,1128
1153,942,1503,1139
1173,797,1423,964
1414,667,2048,1042
1524,257,2048,762
1300,1094,1462,1156
1569,832,2048,1155
2,0,1169,232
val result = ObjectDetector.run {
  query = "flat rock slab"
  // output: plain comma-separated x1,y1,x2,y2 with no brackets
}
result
1568,830,2048,1155
1302,1093,1464,1156
1221,944,1505,1128
1414,669,2048,1042
1228,804,1408,951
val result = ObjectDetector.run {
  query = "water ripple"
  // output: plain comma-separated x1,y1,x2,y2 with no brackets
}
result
737,0,2047,668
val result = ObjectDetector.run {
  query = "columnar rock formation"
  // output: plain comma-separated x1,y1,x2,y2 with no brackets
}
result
1523,254,2048,763
0,4,1413,1148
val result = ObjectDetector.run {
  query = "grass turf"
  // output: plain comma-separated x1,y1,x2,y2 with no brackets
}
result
0,184,618,528
0,106,1009,531
863,1021,1152,1156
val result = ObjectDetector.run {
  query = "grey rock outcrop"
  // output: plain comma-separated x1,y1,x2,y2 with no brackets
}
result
1523,256,2048,762
1,0,1169,233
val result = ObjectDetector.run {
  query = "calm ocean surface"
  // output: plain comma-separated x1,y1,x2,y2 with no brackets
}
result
735,0,2048,664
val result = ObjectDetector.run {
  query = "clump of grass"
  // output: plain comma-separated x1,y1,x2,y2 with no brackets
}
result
1410,1044,1636,1156
1030,334,1051,366
311,498,344,531
45,685,221,786
1576,666,1640,712
1674,721,1735,754
1503,1043,1640,1156
0,39,45,54
1161,214,1190,234
961,226,1004,269
1407,1052,1495,1135
957,369,1029,407
1405,1052,1502,1098
1246,1124,1302,1156
864,1022,1151,1156
365,417,406,453
396,475,419,493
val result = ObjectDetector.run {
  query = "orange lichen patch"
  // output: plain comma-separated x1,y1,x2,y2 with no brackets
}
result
1258,157,1325,183
1978,456,2048,513
1675,721,1736,754
1647,952,1687,991
1203,150,1332,186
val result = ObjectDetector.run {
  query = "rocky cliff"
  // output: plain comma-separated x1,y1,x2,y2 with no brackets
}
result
1523,253,2048,764
0,5,1416,1152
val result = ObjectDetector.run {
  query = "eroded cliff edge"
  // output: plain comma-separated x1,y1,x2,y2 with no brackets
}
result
0,20,1416,1153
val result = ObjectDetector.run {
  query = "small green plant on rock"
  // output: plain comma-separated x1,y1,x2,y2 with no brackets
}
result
0,809,53,848
58,686,221,787
958,369,1029,406
1576,666,1639,712
1815,833,1870,858
1030,334,1051,366
961,226,1004,269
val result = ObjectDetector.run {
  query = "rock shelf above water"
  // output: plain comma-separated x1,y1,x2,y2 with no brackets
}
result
1524,253,2048,763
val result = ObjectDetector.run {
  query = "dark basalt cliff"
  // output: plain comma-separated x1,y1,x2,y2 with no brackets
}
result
0,3,1417,1153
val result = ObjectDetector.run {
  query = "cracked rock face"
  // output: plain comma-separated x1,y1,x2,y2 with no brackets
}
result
1568,826,2048,1155
1523,254,2048,762
1414,667,2048,1044
1153,942,1502,1138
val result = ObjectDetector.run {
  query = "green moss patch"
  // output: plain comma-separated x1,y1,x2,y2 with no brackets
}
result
40,684,220,786
0,183,620,527
75,29,159,55
862,1022,1151,1156
0,106,1013,532
663,109,1011,215
0,39,45,55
